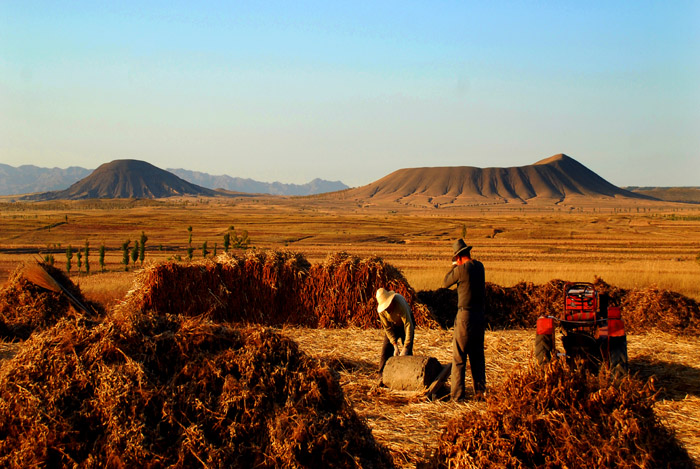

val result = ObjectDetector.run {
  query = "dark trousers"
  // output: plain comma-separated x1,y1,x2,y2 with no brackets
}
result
451,308,486,400
378,325,413,373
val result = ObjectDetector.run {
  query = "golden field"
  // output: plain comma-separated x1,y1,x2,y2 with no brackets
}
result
1,196,699,467
1,197,699,301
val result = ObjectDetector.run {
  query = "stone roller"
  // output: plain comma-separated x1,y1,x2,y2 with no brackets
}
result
381,355,451,394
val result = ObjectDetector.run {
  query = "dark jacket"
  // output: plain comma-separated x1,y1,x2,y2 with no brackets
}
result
443,259,486,312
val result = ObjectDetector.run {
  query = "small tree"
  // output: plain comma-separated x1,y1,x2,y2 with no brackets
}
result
202,241,209,258
139,231,147,265
187,226,193,245
76,250,82,274
66,245,73,273
223,232,231,253
213,242,217,257
131,240,139,265
232,229,250,250
84,240,90,275
121,240,131,271
44,253,55,266
99,244,106,272
461,224,467,238
187,245,194,261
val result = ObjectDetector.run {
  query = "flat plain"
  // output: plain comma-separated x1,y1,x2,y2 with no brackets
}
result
1,196,699,466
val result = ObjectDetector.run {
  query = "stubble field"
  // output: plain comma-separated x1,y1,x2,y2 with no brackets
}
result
1,197,699,467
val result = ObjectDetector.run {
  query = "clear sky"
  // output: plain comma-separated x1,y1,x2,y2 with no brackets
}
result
1,1,698,187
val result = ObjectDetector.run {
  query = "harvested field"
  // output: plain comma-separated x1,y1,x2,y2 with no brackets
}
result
120,250,436,329
0,262,102,340
419,278,700,335
281,327,700,468
0,312,394,468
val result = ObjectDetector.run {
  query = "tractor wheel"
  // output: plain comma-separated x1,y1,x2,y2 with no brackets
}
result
535,333,553,364
609,335,628,378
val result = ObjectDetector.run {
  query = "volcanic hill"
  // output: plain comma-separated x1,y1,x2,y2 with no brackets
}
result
338,154,656,207
23,160,221,200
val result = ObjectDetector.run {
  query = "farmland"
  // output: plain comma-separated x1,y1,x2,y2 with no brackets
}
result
1,197,699,467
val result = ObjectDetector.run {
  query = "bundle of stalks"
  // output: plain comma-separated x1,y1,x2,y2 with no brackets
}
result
121,250,437,329
420,278,699,335
0,310,394,468
0,262,102,340
429,359,694,468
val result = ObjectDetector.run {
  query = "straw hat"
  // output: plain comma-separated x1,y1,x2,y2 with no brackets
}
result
451,238,472,261
376,288,397,313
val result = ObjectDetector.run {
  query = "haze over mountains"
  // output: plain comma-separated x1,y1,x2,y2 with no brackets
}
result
0,164,92,196
3,155,694,205
167,168,348,196
0,163,348,197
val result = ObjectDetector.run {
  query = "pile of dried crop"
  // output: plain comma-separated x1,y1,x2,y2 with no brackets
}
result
592,278,700,335
0,310,394,468
305,252,434,328
0,262,101,340
420,278,699,335
429,360,693,468
121,250,436,329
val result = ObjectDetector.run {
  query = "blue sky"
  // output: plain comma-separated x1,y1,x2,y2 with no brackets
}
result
1,1,698,187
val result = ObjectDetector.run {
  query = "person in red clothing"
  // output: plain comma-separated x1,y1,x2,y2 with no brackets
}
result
443,239,486,401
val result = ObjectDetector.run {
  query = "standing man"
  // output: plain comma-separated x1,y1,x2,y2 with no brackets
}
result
443,239,486,401
376,288,415,375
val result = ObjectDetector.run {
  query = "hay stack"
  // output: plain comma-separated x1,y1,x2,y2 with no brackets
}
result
305,252,435,328
429,360,693,468
0,262,101,340
0,311,394,468
125,251,312,326
121,250,437,329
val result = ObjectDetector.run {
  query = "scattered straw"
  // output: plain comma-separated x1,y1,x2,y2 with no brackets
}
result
281,327,700,468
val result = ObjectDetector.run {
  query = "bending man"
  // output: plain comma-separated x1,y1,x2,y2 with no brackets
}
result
376,287,415,374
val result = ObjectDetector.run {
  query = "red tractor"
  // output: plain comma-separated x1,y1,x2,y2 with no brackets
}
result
535,282,628,376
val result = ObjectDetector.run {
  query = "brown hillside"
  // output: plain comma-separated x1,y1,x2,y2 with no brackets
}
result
627,186,700,204
22,160,220,200
341,154,656,207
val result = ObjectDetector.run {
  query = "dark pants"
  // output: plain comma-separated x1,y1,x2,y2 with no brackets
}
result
451,308,486,400
378,325,413,373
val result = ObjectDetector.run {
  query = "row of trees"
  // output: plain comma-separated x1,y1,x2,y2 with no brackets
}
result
45,227,251,275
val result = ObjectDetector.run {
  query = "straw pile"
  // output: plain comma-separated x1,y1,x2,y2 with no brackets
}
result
304,252,434,328
419,278,699,335
0,310,394,468
0,262,101,340
121,250,436,329
592,278,700,335
429,359,694,469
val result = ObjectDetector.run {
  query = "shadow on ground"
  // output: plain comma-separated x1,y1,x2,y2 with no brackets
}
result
631,356,700,400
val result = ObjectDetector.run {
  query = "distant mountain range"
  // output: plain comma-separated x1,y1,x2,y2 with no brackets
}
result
167,168,348,196
0,164,93,196
0,163,348,197
3,156,696,204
